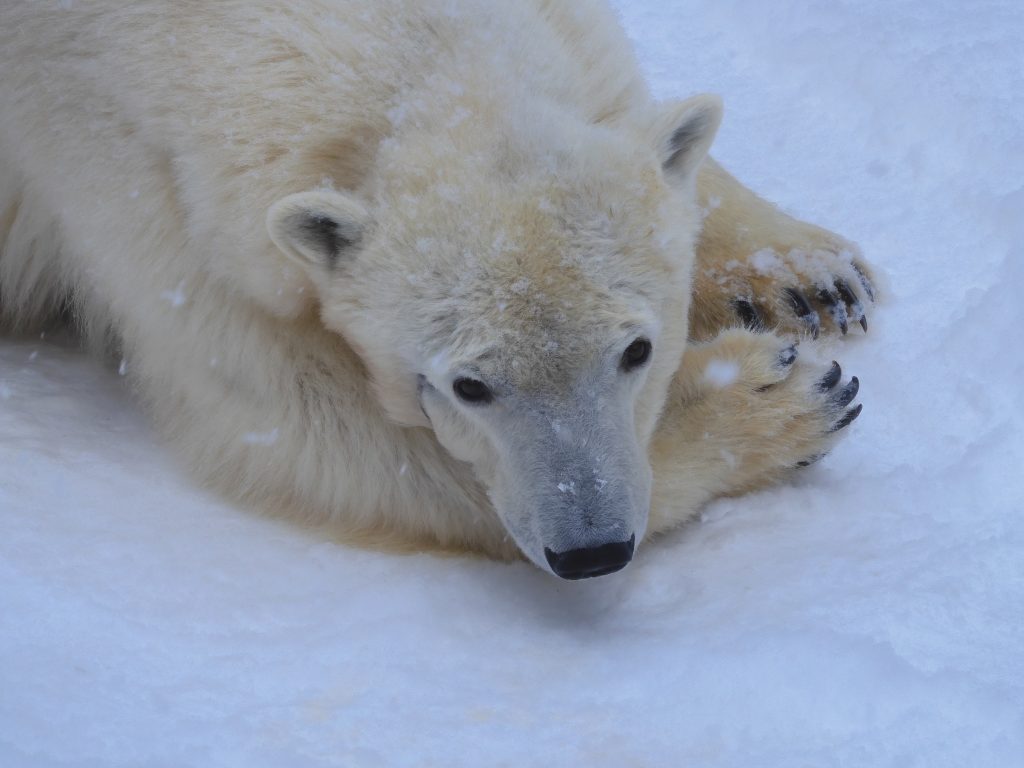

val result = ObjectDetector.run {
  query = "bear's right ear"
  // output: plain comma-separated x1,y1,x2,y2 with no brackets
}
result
652,94,723,183
267,190,369,273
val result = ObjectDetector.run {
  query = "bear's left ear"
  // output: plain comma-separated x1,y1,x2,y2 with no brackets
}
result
652,94,723,183
267,189,370,273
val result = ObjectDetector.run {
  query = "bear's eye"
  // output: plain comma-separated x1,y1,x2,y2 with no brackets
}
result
620,338,652,371
453,377,493,404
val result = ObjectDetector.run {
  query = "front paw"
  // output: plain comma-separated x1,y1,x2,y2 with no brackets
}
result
684,329,864,487
693,228,879,341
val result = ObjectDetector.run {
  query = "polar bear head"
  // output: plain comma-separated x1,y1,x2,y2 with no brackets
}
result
268,95,721,578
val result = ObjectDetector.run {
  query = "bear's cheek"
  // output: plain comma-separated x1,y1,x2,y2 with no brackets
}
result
438,418,498,472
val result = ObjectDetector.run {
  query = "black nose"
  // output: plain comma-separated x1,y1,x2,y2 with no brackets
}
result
544,535,635,580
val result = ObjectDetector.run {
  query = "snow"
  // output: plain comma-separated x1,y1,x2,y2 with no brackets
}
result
159,279,188,308
2,1,1024,765
703,358,741,388
747,248,785,276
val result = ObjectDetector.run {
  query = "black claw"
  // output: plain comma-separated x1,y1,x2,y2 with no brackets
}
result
734,299,764,331
830,403,863,432
817,361,842,391
784,287,812,317
836,279,867,333
836,277,861,307
807,312,821,339
785,287,820,338
778,344,798,367
852,263,876,302
835,279,859,307
834,304,849,335
831,376,860,408
817,288,848,334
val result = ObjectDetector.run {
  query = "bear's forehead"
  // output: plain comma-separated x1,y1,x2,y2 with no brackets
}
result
412,242,656,329
394,179,670,297
398,203,671,361
416,258,656,388
381,125,667,247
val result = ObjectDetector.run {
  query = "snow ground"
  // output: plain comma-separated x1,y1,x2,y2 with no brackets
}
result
2,1,1023,765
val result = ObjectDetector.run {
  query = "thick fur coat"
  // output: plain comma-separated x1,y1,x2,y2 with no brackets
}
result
0,0,873,575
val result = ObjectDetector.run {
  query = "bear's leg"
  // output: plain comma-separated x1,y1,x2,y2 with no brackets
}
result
646,327,861,535
689,158,878,342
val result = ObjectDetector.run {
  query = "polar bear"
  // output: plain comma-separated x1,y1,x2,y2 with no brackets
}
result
0,0,873,577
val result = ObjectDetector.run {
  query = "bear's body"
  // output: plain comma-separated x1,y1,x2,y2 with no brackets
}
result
0,0,872,573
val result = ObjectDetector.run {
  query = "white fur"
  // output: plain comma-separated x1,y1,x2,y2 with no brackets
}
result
2,1,853,571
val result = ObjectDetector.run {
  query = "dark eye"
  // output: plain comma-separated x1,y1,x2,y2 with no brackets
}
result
621,338,652,371
453,377,493,404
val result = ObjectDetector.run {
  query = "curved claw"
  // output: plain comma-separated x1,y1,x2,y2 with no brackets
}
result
831,376,860,408
784,287,820,339
785,287,811,317
805,311,821,339
816,288,848,335
835,279,867,333
852,263,876,302
734,299,765,331
817,361,842,391
830,403,863,432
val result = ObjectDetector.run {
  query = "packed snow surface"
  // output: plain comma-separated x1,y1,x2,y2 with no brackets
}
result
2,1,1023,765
